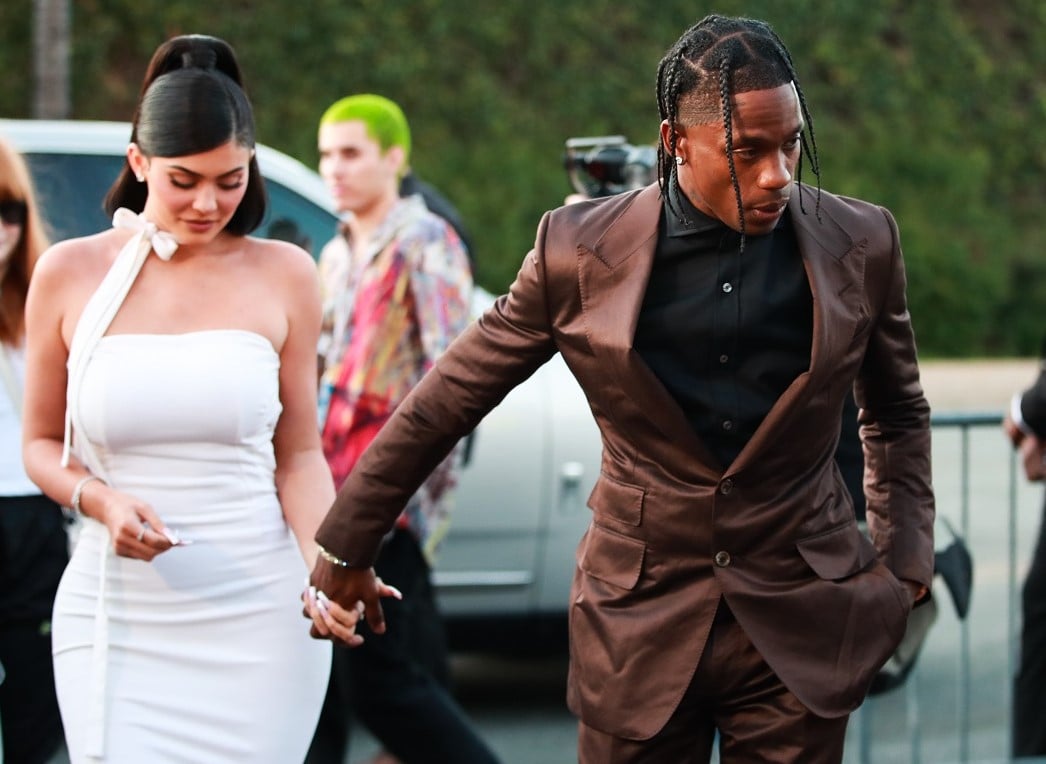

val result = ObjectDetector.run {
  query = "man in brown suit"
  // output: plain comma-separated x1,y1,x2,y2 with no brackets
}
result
307,14,935,763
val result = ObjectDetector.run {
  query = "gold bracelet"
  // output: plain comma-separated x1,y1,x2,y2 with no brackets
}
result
317,544,351,568
70,474,105,514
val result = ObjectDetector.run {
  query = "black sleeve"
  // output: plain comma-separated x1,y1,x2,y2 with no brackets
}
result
1021,365,1046,437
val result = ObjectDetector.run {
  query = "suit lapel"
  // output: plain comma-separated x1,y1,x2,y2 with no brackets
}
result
793,191,862,388
730,189,862,472
577,185,721,475
574,184,865,477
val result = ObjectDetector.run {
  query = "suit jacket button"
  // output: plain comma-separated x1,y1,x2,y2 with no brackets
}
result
714,551,731,567
720,479,733,495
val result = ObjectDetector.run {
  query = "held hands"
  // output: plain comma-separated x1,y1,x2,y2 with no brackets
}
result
304,557,402,647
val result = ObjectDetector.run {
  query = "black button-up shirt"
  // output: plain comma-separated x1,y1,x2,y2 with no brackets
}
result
633,187,813,468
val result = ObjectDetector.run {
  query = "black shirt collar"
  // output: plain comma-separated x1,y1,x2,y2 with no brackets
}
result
664,179,725,238
663,178,790,238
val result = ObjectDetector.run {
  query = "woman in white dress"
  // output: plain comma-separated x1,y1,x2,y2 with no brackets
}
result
21,35,365,763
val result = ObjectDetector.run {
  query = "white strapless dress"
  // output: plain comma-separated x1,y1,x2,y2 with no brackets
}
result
52,330,331,763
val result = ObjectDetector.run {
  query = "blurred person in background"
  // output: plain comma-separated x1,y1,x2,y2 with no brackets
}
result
399,170,475,271
0,135,67,764
308,15,934,763
1003,354,1046,759
19,34,361,762
306,94,498,764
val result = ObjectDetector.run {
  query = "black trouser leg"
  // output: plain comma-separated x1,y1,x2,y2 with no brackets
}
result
0,495,68,764
1014,499,1046,758
1016,496,1046,753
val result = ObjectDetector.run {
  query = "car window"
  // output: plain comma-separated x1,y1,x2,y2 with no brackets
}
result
261,180,337,261
22,151,337,261
24,153,119,242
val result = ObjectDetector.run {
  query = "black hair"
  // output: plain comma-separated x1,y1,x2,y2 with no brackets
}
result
104,34,267,235
655,15,820,237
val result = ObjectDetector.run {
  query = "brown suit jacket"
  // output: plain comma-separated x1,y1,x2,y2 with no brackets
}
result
316,182,935,740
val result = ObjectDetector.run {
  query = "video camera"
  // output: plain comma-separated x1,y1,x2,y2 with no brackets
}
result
563,135,657,198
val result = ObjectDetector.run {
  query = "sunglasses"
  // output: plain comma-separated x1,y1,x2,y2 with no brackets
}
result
0,200,27,225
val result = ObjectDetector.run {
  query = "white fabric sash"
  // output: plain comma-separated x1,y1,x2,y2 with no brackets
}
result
61,208,176,757
61,208,177,469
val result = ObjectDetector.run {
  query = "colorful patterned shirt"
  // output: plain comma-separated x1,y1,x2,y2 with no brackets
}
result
317,195,472,562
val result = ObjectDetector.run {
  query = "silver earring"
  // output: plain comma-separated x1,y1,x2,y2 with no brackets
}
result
135,173,145,183
675,156,684,166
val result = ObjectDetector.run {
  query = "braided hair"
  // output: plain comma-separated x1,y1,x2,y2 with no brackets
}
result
655,15,820,234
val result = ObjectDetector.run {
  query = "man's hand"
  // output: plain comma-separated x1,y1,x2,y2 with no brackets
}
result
304,557,402,647
1020,433,1046,482
901,579,928,609
1003,411,1026,448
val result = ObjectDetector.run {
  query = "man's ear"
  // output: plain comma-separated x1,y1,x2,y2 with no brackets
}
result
659,120,687,158
659,120,674,153
386,145,407,177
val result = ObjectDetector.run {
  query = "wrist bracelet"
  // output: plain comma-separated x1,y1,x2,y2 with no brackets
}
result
70,474,105,514
317,544,351,568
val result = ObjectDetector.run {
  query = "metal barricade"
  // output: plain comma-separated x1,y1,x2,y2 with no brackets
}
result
849,410,1040,764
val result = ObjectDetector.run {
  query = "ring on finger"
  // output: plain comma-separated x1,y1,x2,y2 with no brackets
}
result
135,527,146,542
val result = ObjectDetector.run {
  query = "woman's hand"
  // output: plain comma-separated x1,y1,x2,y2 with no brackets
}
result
98,488,182,561
301,583,368,646
302,562,403,647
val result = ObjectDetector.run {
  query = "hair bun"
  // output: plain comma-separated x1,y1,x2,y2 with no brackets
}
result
181,45,217,71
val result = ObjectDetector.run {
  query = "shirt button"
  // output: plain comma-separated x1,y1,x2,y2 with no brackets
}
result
722,419,733,431
722,282,733,293
720,479,733,495
714,551,731,567
719,354,729,364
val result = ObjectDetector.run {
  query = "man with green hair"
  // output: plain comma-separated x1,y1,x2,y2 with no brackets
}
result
306,94,497,764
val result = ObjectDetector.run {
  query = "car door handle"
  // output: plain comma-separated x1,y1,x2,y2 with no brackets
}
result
558,461,585,513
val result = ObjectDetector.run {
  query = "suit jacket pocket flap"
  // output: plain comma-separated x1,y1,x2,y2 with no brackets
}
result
587,475,644,526
581,524,645,590
796,521,877,581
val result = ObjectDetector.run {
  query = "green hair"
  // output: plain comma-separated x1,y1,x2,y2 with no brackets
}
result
319,94,411,164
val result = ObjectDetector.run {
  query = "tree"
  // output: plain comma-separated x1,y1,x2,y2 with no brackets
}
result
32,0,70,118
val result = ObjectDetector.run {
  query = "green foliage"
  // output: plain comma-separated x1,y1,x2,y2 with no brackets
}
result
2,0,1043,356
0,3,35,116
